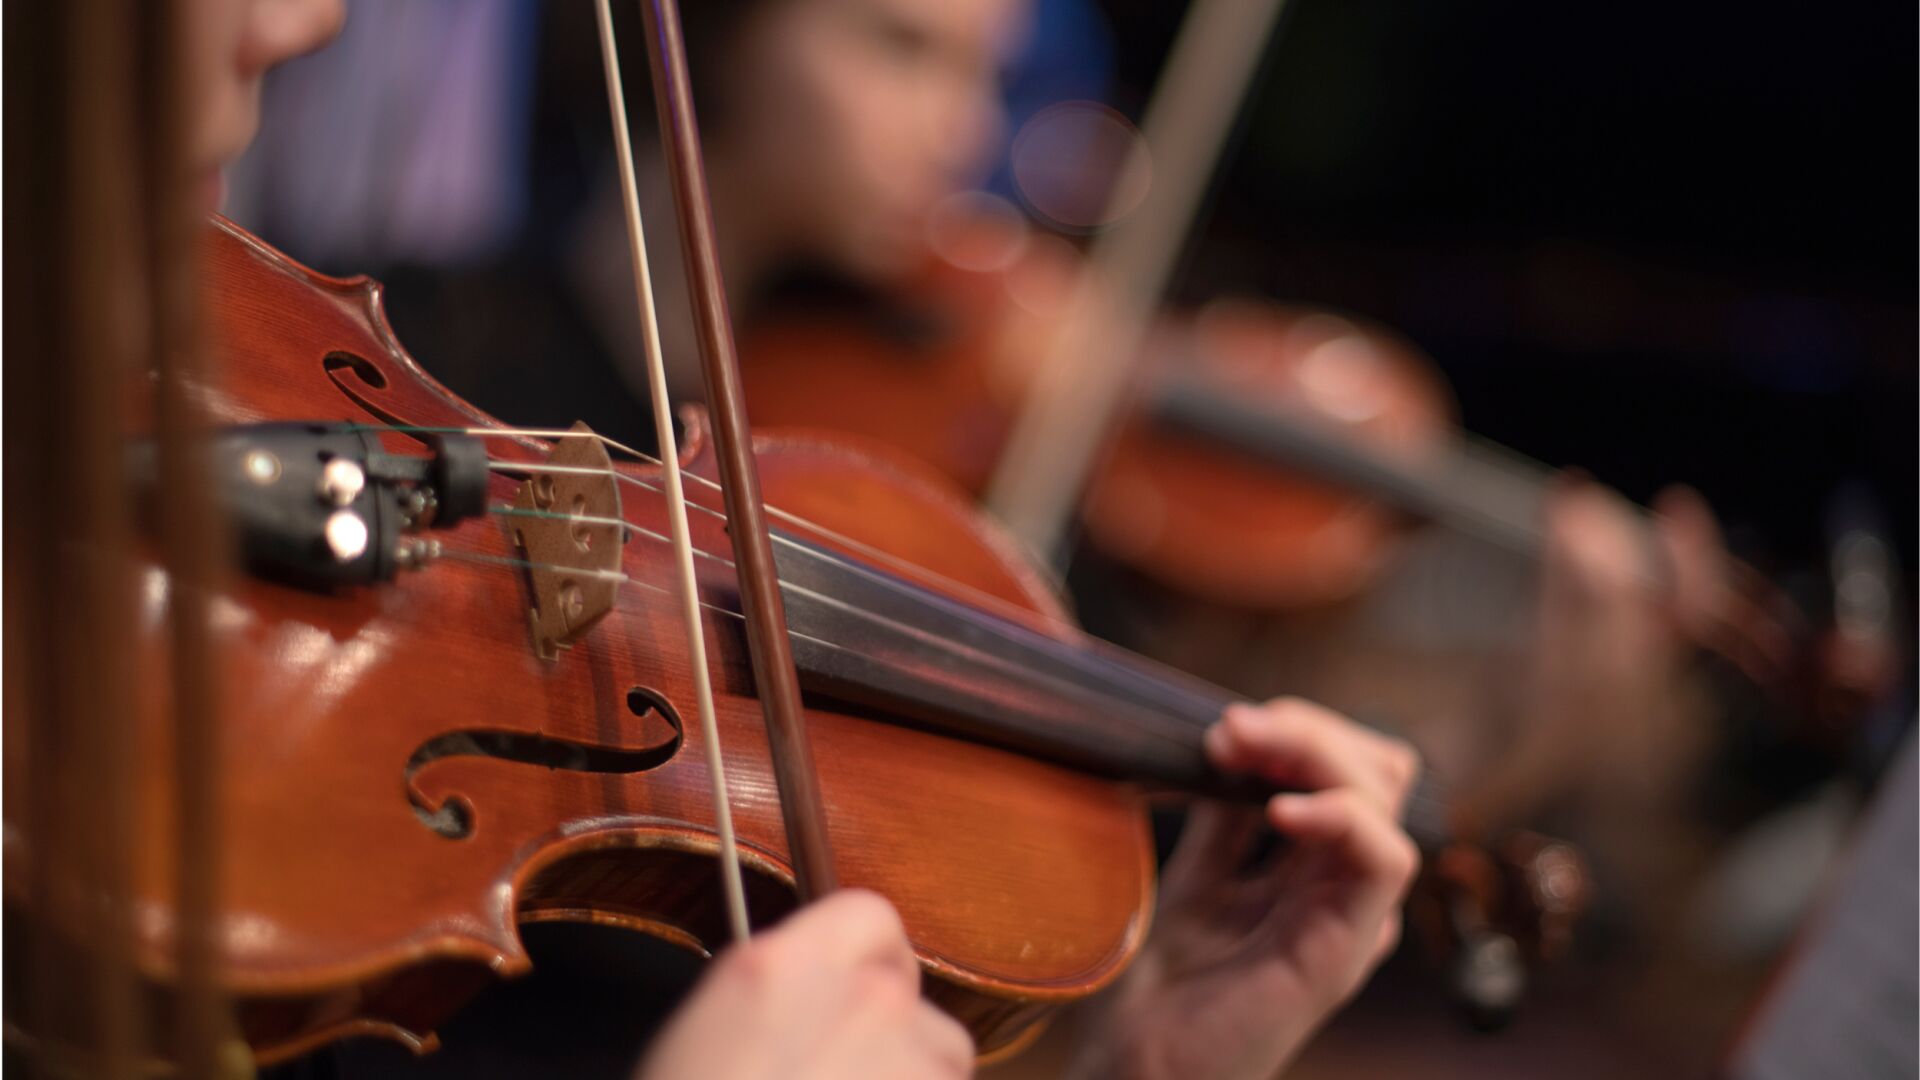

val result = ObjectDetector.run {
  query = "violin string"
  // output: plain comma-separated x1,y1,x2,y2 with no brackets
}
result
437,544,1453,828
437,545,1092,726
370,424,1069,638
416,444,1458,815
591,0,750,943
491,449,1121,653
483,480,1067,653
485,491,1223,736
381,439,1467,814
398,431,1220,742
474,507,1206,752
485,451,1234,715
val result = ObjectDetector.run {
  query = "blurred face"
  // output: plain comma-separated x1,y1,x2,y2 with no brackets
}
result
718,0,1024,282
182,0,345,209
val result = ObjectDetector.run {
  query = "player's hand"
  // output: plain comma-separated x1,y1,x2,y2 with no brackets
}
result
637,889,974,1080
1070,697,1421,1080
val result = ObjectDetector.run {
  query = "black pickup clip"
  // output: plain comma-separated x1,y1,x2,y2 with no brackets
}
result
132,422,491,591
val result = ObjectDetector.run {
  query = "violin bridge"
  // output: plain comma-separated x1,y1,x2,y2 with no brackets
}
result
511,422,623,661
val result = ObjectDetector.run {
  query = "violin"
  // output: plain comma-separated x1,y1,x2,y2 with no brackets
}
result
0,209,1582,1065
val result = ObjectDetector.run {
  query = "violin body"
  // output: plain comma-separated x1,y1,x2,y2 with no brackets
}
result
9,218,1155,1063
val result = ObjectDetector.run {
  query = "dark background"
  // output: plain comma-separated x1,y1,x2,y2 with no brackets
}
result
297,0,1916,601
330,0,1914,580
1105,0,1915,574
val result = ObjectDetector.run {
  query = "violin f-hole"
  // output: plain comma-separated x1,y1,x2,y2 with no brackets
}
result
323,349,388,389
321,348,431,446
404,687,685,840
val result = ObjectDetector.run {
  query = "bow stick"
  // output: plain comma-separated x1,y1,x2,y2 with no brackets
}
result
628,0,841,901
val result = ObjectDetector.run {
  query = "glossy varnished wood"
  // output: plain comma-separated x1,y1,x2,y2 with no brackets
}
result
6,219,1156,1061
